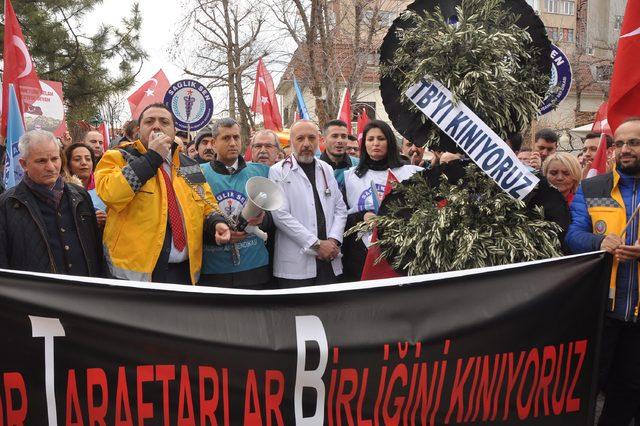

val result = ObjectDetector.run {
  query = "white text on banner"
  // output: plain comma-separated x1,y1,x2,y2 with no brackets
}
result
405,78,539,200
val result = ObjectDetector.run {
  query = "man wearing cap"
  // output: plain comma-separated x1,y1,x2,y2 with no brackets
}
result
96,103,231,284
193,128,216,164
199,118,274,288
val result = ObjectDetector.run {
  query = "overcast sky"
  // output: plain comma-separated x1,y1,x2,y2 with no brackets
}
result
87,0,187,93
85,0,288,119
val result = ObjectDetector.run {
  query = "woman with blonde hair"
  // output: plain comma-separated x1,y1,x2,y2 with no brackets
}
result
542,152,582,205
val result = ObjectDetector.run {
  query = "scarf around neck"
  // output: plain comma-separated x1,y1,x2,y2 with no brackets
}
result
23,174,64,209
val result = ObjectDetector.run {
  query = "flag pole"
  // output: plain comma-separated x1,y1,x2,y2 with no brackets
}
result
620,205,640,240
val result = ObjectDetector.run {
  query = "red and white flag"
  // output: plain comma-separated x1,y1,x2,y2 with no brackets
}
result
2,0,42,136
356,108,370,143
586,134,609,178
607,0,640,133
361,170,401,281
337,88,352,134
127,69,170,120
244,144,252,162
591,102,612,136
99,121,110,152
251,58,283,131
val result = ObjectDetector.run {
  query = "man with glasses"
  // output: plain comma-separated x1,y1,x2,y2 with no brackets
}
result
250,129,281,166
346,134,360,158
566,117,640,425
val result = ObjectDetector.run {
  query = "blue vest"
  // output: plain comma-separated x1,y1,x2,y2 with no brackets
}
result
334,156,360,189
201,162,270,274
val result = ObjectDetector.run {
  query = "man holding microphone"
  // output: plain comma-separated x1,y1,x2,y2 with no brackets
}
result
96,103,230,284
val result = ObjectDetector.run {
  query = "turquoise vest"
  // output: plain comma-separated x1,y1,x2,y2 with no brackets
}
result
201,162,270,274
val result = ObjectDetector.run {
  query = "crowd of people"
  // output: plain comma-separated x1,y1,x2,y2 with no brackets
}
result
0,103,628,287
1,102,640,423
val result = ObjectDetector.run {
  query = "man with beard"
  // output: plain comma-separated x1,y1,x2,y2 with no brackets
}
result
193,128,216,164
319,119,359,188
400,138,425,166
269,120,347,287
566,117,640,425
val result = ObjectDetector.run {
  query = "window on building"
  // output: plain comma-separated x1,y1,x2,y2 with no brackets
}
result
562,28,574,42
545,0,574,15
562,0,575,15
526,0,540,11
545,0,557,13
545,27,574,43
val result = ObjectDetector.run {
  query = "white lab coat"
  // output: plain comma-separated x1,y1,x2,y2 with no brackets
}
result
269,155,348,280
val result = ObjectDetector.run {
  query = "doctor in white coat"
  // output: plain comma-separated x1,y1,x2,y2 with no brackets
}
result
269,120,347,287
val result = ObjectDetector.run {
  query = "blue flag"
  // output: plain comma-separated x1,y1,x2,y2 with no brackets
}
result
293,77,310,120
4,84,25,189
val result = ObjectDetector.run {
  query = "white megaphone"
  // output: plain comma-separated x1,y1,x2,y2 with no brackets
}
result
236,176,284,241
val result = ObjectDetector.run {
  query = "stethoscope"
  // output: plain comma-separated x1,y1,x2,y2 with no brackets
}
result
280,155,332,197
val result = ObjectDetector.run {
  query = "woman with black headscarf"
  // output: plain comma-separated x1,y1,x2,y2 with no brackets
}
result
342,120,423,282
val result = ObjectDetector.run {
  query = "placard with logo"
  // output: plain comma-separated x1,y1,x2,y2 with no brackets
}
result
540,44,573,116
163,79,214,131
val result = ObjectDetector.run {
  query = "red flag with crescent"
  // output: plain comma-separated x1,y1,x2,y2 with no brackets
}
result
127,69,170,120
2,0,42,136
251,58,283,131
608,0,640,133
591,101,612,136
356,108,370,143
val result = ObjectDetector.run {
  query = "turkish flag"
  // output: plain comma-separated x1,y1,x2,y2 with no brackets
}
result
99,121,110,152
356,108,370,143
607,0,640,133
337,88,352,134
251,58,283,131
2,0,42,136
586,134,609,178
591,101,612,136
127,69,170,120
361,171,401,281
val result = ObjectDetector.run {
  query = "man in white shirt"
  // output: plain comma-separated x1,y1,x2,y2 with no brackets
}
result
269,120,347,287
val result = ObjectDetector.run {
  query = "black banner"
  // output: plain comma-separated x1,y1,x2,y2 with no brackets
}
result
0,252,608,425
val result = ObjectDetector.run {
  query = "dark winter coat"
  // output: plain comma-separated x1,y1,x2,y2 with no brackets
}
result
0,180,106,277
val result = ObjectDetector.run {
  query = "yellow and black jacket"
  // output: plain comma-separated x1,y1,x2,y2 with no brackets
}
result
95,140,224,284
567,168,640,321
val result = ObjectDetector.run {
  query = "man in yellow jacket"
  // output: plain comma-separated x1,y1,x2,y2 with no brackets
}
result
96,103,230,284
